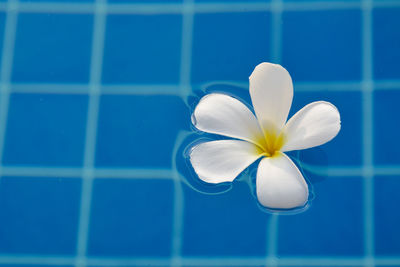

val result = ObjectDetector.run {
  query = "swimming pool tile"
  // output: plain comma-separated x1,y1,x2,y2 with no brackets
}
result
183,265,264,267
373,7,400,80
108,0,181,2
102,14,182,84
0,176,81,255
12,13,93,83
282,9,361,82
374,90,400,165
278,266,362,267
0,12,6,78
277,176,363,256
283,0,359,1
95,95,189,168
182,181,270,256
3,93,88,167
191,12,271,84
0,266,72,267
195,0,268,2
88,178,174,257
374,176,400,256
20,0,92,2
289,90,362,166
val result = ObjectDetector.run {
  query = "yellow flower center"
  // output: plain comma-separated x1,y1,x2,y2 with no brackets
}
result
254,128,286,158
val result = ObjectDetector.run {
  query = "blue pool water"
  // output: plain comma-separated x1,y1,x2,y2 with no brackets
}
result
0,0,399,266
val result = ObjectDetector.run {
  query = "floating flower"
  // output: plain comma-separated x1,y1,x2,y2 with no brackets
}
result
189,62,341,209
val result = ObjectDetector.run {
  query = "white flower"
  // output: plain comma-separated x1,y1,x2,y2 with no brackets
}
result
189,62,341,209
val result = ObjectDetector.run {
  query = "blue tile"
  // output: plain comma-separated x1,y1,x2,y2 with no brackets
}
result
109,0,181,2
196,0,268,2
20,0,92,2
102,14,182,84
12,13,93,83
282,9,361,81
289,90,362,166
373,7,400,80
184,266,264,267
3,93,88,167
182,181,270,256
95,95,188,168
279,266,362,267
283,0,358,1
374,90,400,165
277,177,363,256
375,176,400,255
88,178,174,257
191,12,271,84
0,266,72,267
279,266,361,267
0,176,81,255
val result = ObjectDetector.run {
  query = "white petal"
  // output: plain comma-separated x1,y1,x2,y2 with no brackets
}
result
249,62,293,132
192,93,265,147
256,152,308,209
282,101,341,152
190,140,263,184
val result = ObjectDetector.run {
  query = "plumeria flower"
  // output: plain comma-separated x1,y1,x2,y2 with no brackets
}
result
189,62,341,209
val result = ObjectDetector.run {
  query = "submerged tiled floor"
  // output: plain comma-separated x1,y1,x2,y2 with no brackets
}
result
0,0,399,266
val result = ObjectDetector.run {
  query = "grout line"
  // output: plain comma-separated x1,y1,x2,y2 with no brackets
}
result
295,81,362,91
171,172,184,267
171,0,195,264
270,0,282,64
2,165,400,179
179,0,194,98
16,2,94,14
361,0,374,266
191,2,270,13
0,166,175,179
283,1,361,11
0,1,396,15
266,0,282,266
374,0,400,8
266,214,279,267
301,165,365,177
2,255,400,266
10,83,90,94
1,166,83,178
105,3,182,14
75,1,107,266
170,133,188,267
0,80,398,96
0,0,18,176
374,80,400,90
101,84,182,95
7,83,182,95
93,168,174,179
